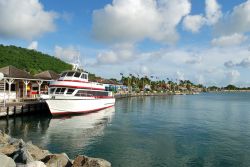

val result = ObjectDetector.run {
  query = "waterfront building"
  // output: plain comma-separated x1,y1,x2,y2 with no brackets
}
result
0,65,58,104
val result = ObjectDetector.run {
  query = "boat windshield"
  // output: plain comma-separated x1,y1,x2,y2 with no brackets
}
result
61,72,67,77
66,72,75,77
74,72,81,78
81,73,88,79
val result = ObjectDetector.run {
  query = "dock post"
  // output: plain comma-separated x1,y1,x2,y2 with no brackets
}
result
6,107,9,119
21,105,24,115
14,106,16,116
28,104,31,113
35,103,37,112
40,103,43,112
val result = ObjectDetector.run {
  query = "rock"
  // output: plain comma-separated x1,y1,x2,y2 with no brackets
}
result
26,161,46,167
26,141,50,161
0,138,25,155
12,142,34,164
0,131,10,145
8,137,22,145
0,144,17,155
72,155,111,167
0,153,16,167
42,153,72,167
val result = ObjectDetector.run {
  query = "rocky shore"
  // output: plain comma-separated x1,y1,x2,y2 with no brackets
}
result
0,131,111,167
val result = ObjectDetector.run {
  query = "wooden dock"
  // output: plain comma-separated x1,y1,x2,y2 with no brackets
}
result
0,100,49,118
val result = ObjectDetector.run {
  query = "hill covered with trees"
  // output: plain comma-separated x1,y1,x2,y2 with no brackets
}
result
0,45,72,74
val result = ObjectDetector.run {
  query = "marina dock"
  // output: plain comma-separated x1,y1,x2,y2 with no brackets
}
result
0,100,48,118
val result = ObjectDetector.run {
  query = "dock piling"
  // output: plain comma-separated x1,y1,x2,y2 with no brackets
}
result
6,107,9,119
14,106,16,116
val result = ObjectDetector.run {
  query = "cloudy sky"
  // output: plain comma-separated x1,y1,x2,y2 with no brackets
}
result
0,0,250,86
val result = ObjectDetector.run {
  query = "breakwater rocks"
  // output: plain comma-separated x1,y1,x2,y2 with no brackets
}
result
0,131,111,167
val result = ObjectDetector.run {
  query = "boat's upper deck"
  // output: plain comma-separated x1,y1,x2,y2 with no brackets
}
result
50,71,105,91
59,71,88,82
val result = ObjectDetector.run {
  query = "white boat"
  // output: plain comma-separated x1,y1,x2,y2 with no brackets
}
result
45,70,115,116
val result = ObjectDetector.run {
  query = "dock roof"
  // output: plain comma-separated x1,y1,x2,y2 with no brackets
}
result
0,65,34,79
34,70,60,80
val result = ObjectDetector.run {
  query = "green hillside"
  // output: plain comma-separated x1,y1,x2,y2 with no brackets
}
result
0,44,72,74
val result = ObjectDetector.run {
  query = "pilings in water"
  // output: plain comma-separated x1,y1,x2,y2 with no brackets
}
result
0,101,49,118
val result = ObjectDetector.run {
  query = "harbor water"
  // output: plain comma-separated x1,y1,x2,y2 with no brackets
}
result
1,93,250,166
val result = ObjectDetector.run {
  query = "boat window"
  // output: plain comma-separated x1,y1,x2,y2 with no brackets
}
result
50,88,55,94
74,90,109,97
66,89,75,94
67,72,75,77
74,72,81,78
81,74,88,79
75,90,92,97
61,72,67,77
81,74,85,79
61,88,66,93
55,88,66,94
55,88,61,93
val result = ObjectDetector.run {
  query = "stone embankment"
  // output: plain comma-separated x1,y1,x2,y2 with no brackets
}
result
0,131,111,167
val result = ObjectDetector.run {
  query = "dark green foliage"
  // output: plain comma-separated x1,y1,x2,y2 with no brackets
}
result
224,84,238,90
0,44,72,74
88,72,102,81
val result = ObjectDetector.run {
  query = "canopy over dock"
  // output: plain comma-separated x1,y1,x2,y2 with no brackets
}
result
0,65,59,107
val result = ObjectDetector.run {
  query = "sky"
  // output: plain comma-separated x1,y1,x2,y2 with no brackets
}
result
0,0,250,86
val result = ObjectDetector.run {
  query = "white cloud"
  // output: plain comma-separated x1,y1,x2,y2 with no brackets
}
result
27,41,38,50
225,70,240,84
89,45,250,86
54,45,80,63
225,57,250,68
185,55,202,64
92,0,191,44
0,0,57,40
96,43,135,65
61,12,73,24
183,15,205,33
183,0,221,33
176,71,185,81
205,0,222,25
195,75,205,85
211,33,248,47
214,0,250,35
139,65,150,76
224,61,235,68
238,57,250,67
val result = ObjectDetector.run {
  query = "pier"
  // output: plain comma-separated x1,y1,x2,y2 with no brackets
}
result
0,65,59,118
0,100,49,118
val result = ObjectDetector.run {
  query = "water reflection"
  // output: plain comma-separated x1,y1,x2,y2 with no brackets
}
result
0,107,115,157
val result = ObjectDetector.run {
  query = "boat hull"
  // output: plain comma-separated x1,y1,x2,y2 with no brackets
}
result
45,98,115,116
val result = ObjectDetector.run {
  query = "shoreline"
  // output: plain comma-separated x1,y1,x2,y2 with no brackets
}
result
114,91,198,98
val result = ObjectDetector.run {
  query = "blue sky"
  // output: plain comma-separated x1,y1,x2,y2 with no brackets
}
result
0,0,250,86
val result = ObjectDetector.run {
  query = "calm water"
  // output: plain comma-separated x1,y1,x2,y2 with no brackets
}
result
1,93,250,167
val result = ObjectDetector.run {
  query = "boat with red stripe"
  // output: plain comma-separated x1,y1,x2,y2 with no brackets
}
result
43,70,115,116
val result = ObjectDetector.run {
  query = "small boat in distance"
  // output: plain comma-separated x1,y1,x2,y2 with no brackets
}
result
44,70,115,116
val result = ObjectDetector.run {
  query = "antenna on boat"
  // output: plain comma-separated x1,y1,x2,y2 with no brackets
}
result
72,50,84,72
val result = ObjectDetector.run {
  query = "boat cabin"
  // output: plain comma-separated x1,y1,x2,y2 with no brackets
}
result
59,71,88,82
49,87,111,97
49,71,113,98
